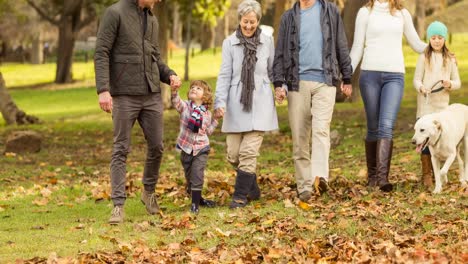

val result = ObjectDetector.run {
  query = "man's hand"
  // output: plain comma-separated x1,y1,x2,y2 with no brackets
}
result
98,91,113,113
169,75,181,89
341,83,352,98
214,107,225,119
275,87,286,104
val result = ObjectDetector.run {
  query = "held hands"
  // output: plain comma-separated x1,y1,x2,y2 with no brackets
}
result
169,75,182,90
275,87,286,104
214,107,225,119
340,83,352,98
98,91,113,113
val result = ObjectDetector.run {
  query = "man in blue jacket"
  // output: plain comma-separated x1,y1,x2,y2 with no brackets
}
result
273,0,352,201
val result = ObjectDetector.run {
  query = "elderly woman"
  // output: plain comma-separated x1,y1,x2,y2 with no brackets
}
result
214,0,278,209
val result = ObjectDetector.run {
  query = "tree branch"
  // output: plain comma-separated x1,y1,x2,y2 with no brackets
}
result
77,13,95,31
26,0,60,26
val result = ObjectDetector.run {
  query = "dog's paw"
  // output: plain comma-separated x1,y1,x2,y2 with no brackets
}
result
461,181,468,187
432,187,442,194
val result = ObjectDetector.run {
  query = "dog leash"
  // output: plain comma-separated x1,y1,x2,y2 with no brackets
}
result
425,80,444,105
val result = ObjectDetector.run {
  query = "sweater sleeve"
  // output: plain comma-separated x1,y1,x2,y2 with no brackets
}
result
402,9,427,54
449,58,461,90
214,39,233,110
349,8,369,73
413,54,425,92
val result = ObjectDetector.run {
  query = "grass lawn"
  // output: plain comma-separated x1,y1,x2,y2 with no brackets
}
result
0,41,467,262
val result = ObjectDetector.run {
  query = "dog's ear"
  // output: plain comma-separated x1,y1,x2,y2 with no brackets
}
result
433,119,441,130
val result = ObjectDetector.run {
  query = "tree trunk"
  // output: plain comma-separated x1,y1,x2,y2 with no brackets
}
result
200,23,215,51
0,40,7,58
214,17,226,47
273,0,287,41
414,0,426,39
55,16,76,83
154,1,172,109
184,0,194,81
341,0,368,102
171,2,182,47
31,33,43,65
0,72,40,125
273,0,295,40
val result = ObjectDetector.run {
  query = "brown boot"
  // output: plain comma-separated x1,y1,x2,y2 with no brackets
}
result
365,140,378,187
376,139,393,192
421,154,434,188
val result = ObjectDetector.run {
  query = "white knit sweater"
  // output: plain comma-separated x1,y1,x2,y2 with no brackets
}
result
413,53,461,118
350,1,427,73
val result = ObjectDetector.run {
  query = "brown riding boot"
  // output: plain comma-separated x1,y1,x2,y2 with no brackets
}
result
365,140,378,187
421,154,434,188
376,138,394,192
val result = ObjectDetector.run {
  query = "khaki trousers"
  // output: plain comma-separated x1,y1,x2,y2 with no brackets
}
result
226,131,264,174
288,81,336,194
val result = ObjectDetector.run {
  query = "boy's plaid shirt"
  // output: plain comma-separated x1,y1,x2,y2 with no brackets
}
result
172,93,218,155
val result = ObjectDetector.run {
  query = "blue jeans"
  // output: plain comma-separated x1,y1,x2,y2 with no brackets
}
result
360,71,404,141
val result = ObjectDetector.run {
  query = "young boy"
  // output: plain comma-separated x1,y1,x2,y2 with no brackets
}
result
172,80,219,214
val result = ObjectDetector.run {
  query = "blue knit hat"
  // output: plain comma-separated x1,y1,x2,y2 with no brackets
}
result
427,21,448,39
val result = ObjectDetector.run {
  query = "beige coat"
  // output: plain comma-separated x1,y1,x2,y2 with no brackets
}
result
413,52,461,118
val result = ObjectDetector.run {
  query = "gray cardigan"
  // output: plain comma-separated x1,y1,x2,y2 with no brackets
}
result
215,32,279,133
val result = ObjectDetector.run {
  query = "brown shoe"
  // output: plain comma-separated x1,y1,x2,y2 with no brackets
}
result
298,190,312,202
421,154,434,188
141,190,159,215
314,177,329,195
108,206,124,225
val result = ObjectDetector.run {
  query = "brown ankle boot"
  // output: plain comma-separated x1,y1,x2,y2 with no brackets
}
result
376,139,393,192
421,154,434,188
365,140,378,187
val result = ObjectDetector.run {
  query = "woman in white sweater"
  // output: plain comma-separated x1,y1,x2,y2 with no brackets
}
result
413,21,461,189
350,0,426,192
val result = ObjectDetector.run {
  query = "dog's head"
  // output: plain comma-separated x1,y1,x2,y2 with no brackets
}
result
412,115,442,153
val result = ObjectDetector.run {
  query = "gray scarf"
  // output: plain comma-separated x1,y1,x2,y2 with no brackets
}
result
236,26,261,112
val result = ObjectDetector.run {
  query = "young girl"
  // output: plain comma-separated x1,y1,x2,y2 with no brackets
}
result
172,80,219,214
413,21,461,188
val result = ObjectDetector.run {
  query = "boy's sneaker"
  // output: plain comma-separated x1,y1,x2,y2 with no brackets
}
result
314,177,329,195
141,190,159,215
200,198,216,208
108,206,124,225
190,204,199,215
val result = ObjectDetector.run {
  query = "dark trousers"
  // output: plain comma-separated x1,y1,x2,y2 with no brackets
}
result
180,148,209,191
110,93,164,206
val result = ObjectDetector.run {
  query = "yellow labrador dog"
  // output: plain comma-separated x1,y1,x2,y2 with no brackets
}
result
412,104,468,193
